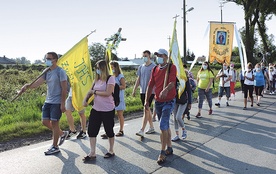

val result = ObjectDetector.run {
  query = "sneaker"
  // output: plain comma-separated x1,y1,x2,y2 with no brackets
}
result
195,112,202,118
226,102,229,106
145,128,155,134
243,107,247,110
182,130,187,139
59,131,69,146
215,103,220,107
269,92,273,95
171,135,180,142
44,146,60,155
77,131,87,139
136,129,144,137
187,112,191,120
67,130,77,139
208,109,213,115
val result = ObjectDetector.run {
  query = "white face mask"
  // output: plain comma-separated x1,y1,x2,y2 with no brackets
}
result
223,66,228,70
156,57,164,64
256,68,261,71
230,67,234,70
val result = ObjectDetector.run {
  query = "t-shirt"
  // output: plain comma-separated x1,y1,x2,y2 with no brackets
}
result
244,70,254,85
197,70,214,89
137,62,156,94
93,76,115,112
148,64,176,102
43,66,67,104
254,71,265,86
230,69,237,82
268,70,275,81
218,69,233,87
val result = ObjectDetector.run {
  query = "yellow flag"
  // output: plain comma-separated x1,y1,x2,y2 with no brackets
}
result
169,19,187,98
105,44,113,74
58,37,93,111
209,22,234,65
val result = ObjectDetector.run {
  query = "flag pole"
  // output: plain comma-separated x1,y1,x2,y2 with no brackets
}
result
11,67,50,102
86,29,96,37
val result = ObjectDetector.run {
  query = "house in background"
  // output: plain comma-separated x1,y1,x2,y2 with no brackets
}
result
0,55,16,65
117,60,140,69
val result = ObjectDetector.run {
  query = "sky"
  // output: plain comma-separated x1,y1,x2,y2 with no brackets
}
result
1,0,275,63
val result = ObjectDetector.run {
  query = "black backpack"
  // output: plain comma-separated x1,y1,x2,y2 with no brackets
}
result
107,75,120,107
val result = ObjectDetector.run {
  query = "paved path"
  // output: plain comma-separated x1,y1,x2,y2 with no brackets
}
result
0,91,275,174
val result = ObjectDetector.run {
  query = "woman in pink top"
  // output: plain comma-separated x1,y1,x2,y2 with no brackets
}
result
82,60,116,162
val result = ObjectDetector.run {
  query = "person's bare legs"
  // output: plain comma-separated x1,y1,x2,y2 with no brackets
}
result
79,112,87,132
108,137,115,154
117,110,124,132
42,120,63,137
65,110,76,132
88,137,96,157
51,120,60,147
141,109,154,131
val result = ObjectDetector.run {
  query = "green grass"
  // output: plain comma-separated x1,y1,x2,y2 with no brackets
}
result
0,66,241,142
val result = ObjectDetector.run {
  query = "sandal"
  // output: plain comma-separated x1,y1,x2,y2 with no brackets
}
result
101,134,108,139
104,152,115,158
115,130,124,137
82,155,96,162
165,148,173,155
157,154,166,164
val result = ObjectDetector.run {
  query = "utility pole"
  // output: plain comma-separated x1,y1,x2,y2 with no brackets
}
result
183,0,186,62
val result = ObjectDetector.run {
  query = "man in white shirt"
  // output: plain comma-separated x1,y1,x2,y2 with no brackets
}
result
215,63,233,107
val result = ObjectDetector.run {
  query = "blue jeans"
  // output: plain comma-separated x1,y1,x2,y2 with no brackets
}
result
42,103,62,121
155,99,175,131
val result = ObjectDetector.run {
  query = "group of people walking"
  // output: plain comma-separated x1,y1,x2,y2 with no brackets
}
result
20,50,276,165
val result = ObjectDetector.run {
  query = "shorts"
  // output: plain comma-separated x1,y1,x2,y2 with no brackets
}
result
140,93,155,106
155,99,175,131
65,96,85,114
42,103,62,121
218,86,230,98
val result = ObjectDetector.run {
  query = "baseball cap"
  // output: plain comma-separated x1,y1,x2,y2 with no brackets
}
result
154,49,168,56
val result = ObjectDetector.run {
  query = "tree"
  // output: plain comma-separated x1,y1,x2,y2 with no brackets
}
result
88,42,118,67
186,49,195,62
33,60,44,64
227,0,276,64
13,57,31,64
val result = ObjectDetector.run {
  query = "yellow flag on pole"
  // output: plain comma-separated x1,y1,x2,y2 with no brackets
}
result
57,37,93,111
209,22,234,65
105,44,113,74
169,19,187,98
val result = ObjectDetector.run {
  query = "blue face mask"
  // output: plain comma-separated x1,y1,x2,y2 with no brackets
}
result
143,57,148,62
46,60,53,67
112,69,115,73
202,65,207,70
96,69,101,75
156,57,164,64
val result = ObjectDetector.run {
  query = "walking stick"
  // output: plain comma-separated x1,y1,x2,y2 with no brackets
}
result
11,67,50,102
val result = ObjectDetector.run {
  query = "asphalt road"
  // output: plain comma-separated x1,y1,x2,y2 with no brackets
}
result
0,91,275,174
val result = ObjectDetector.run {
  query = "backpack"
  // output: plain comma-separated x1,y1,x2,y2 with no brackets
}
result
106,75,120,107
189,78,197,93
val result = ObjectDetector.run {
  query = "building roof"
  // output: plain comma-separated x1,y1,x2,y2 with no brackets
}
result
0,56,16,64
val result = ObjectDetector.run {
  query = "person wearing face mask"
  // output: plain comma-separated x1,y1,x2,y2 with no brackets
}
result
268,65,275,94
253,63,270,106
20,52,69,155
260,62,269,95
145,48,176,164
109,61,126,137
195,61,215,118
243,62,254,109
133,50,156,137
229,64,237,100
83,60,116,161
215,63,233,107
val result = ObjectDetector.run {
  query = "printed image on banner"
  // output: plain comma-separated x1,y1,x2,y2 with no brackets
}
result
58,37,93,111
209,22,234,65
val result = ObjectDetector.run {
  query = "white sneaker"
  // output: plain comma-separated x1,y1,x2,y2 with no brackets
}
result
44,146,60,155
182,130,187,139
136,130,144,137
145,128,155,134
171,135,180,142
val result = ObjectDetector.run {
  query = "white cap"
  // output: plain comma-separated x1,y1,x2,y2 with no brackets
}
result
154,49,168,56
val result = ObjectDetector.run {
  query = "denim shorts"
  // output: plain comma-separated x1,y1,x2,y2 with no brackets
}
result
42,103,62,121
218,86,230,98
155,99,175,131
65,96,85,114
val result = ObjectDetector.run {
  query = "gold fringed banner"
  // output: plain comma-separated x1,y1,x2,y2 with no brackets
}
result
209,22,234,65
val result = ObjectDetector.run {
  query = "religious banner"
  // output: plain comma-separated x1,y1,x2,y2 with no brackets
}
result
209,22,234,65
58,37,93,111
